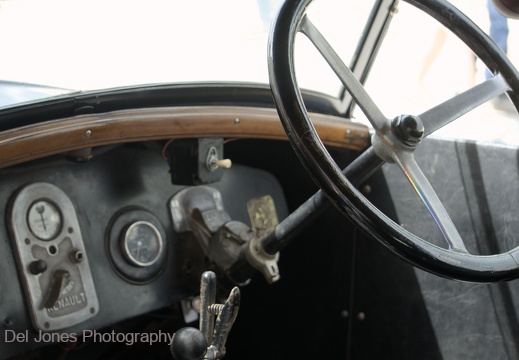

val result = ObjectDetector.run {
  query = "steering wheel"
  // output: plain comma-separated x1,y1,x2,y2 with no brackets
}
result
268,0,519,282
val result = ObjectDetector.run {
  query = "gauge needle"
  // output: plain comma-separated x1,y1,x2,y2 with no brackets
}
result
36,205,47,231
136,241,142,260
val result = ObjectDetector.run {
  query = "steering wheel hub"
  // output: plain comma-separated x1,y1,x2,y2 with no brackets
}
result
391,114,424,147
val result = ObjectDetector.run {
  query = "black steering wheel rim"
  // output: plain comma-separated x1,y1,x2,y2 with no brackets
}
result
268,0,519,282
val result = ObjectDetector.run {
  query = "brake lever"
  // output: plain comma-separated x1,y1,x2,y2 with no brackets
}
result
171,271,240,360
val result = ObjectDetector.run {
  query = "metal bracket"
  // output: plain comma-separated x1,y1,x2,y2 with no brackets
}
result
170,186,251,271
245,235,280,283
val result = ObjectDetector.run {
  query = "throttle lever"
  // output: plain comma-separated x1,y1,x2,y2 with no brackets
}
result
171,271,240,360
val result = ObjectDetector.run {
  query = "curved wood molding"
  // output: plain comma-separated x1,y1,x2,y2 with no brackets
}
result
0,106,370,168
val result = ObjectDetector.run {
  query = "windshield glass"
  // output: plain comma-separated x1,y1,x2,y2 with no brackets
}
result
359,1,519,145
0,0,373,107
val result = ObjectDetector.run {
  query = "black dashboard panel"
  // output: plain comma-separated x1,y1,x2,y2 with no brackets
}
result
0,144,288,359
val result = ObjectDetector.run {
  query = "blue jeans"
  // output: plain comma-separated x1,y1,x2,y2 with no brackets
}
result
488,0,509,53
486,0,509,79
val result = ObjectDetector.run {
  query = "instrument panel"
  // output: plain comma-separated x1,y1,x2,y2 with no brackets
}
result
0,145,288,359
8,182,98,331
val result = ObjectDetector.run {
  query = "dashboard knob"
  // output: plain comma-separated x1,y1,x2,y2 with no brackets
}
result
30,260,48,275
215,159,232,169
206,146,232,171
170,327,207,360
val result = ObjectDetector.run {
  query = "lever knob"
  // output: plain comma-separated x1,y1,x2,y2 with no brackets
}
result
170,327,207,360
215,159,232,169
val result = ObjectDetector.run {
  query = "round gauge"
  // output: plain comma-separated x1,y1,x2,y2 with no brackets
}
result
121,221,163,267
27,200,63,241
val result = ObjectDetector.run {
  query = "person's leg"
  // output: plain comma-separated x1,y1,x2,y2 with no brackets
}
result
488,0,509,53
487,1,514,111
486,0,509,80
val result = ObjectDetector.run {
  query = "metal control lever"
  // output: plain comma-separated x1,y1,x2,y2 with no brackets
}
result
43,269,70,308
171,271,240,360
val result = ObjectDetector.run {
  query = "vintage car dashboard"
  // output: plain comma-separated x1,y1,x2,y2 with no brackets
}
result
0,84,370,359
0,142,294,358
5,78,519,359
0,81,518,359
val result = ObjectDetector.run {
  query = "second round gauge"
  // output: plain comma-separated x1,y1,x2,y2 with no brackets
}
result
120,221,163,267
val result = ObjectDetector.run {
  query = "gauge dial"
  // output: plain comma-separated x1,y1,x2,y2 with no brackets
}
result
121,221,163,267
27,200,63,241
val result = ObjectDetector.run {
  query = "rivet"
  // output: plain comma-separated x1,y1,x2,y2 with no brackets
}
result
85,129,92,137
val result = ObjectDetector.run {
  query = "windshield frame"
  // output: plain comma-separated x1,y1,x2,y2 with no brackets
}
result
0,82,344,131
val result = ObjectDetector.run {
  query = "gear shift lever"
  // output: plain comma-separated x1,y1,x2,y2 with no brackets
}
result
170,327,207,360
170,271,240,360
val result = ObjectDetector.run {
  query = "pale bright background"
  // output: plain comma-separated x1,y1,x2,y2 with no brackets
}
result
0,0,517,144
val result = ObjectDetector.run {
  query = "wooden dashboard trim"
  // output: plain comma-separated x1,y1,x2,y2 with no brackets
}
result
0,106,370,168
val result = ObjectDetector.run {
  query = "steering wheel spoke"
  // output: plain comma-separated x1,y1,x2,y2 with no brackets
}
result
393,151,468,252
300,16,388,131
420,74,511,137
